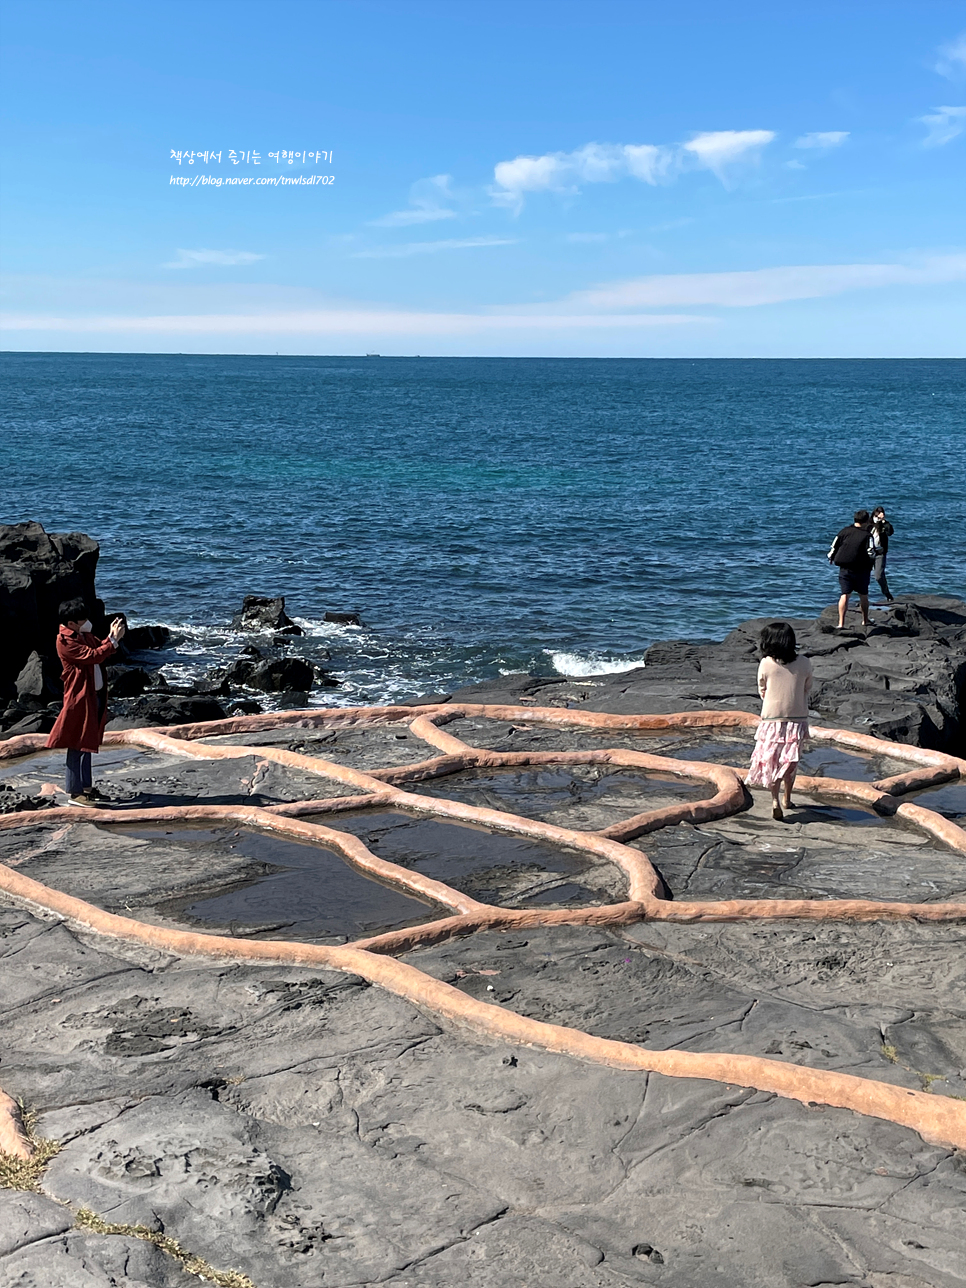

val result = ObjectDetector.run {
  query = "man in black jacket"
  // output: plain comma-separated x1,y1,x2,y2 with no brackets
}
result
829,510,873,628
871,506,895,603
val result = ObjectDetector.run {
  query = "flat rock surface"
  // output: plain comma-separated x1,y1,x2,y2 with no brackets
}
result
3,648,966,1286
2,907,965,1287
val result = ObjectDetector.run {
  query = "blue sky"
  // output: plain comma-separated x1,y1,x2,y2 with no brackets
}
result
1,0,964,356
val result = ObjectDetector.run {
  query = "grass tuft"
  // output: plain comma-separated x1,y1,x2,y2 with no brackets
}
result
74,1208,257,1288
0,1101,61,1192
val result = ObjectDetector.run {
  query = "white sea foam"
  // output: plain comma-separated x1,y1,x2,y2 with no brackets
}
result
548,651,645,678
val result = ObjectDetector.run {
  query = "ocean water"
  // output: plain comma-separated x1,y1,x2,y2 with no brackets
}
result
2,354,964,705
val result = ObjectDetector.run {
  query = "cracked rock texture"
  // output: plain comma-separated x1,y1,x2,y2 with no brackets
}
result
2,723,965,1285
2,906,966,1287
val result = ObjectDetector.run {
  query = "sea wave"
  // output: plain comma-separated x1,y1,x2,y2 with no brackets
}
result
548,651,645,678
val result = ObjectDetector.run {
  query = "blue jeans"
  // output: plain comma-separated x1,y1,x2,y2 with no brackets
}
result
65,749,92,796
64,690,105,796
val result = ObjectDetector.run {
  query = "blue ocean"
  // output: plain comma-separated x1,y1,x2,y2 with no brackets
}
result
3,354,964,704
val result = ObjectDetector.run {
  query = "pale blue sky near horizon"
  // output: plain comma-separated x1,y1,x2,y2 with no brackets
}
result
1,0,964,356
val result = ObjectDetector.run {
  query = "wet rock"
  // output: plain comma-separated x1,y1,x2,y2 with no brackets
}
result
0,783,53,813
227,656,314,693
106,664,152,698
123,624,171,651
232,595,302,634
126,694,228,726
324,611,362,626
229,699,263,715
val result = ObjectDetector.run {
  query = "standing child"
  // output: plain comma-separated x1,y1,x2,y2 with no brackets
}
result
45,598,126,805
746,621,813,821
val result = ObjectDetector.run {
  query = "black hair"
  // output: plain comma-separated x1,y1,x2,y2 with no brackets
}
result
854,509,870,524
58,597,88,625
760,621,797,665
873,505,885,516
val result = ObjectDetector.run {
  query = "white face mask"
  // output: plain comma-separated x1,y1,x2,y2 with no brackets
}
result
79,620,93,633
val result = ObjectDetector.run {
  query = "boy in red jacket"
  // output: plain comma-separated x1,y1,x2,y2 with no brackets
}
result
45,598,126,805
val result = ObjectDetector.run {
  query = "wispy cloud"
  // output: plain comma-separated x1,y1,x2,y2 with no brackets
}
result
918,105,966,146
0,309,707,335
935,32,966,79
352,236,517,259
568,254,966,309
163,248,264,269
490,131,776,209
368,174,458,227
492,143,675,208
681,130,775,182
794,131,849,149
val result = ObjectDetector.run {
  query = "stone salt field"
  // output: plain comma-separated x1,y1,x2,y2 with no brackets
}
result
1,695,966,1288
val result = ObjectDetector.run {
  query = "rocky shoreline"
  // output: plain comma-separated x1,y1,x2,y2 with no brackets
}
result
440,596,966,756
4,521,965,758
2,522,966,1288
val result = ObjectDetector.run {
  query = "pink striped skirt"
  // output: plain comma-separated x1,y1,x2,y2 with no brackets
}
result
746,719,809,789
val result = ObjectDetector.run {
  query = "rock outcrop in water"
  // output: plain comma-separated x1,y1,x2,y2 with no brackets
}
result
443,596,966,756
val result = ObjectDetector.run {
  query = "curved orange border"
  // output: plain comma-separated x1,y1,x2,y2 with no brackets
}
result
1,704,964,1155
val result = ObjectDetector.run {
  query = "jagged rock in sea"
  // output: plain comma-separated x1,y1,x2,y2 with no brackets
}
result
231,594,303,634
225,654,315,693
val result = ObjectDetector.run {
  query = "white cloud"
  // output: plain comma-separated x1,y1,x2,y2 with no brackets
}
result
569,255,966,309
681,130,776,182
491,132,775,207
368,174,458,226
491,142,675,208
794,131,849,149
352,236,517,259
918,105,966,147
164,248,264,269
935,32,966,79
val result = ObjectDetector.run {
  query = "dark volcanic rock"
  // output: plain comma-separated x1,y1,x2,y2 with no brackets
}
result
324,611,363,626
124,694,228,726
105,664,152,698
232,595,302,634
123,624,171,650
0,711,56,739
449,596,966,755
0,783,53,813
0,521,99,700
226,656,315,693
14,649,63,709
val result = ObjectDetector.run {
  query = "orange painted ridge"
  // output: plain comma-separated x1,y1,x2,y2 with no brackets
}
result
1,861,964,1152
1,704,965,1157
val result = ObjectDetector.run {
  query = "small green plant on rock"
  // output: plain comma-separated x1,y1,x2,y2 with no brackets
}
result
74,1209,257,1288
0,1101,60,1192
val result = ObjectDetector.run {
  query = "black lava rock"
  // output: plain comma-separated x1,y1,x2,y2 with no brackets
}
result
231,596,302,634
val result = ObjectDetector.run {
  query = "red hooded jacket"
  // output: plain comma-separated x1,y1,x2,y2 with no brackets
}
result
45,626,118,753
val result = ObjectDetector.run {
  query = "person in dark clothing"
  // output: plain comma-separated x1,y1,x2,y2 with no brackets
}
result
871,506,895,603
829,510,873,629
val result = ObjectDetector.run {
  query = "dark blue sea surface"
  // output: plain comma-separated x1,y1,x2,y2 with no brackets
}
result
2,354,964,703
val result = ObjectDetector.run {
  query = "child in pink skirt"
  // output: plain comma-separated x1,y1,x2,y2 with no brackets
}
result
746,622,813,820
